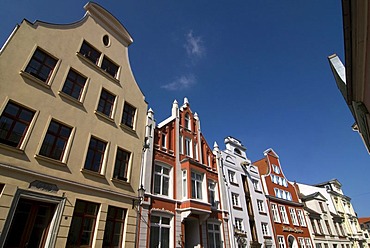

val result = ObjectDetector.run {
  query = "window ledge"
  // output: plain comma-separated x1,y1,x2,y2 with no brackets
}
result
76,52,120,85
259,212,268,216
233,206,243,211
119,123,138,138
95,110,115,123
58,91,84,106
111,177,130,185
254,189,263,194
0,143,25,154
20,70,51,89
81,168,105,178
35,154,66,166
230,182,239,186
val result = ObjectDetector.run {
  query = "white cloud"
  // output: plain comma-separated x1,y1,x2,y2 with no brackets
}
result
184,30,205,59
161,74,196,91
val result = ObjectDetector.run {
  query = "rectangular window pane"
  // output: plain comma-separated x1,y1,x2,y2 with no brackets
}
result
80,41,101,65
62,69,87,100
113,148,130,181
101,56,119,78
98,89,115,117
84,137,106,172
25,48,57,82
0,102,35,148
103,206,126,248
122,103,136,128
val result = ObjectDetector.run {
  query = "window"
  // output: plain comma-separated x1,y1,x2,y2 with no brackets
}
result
67,200,99,247
252,179,260,191
271,203,281,223
0,101,35,148
185,138,192,157
279,206,289,224
305,238,312,248
310,219,318,234
289,208,299,226
194,142,199,160
235,218,243,231
184,113,190,130
257,200,265,213
161,133,166,149
208,223,222,248
339,223,345,236
182,170,187,198
154,164,170,196
39,120,72,161
25,48,57,83
261,222,269,236
150,215,170,248
334,223,340,236
84,137,107,173
272,164,281,174
319,202,326,213
103,206,126,248
299,238,306,248
231,193,240,207
278,236,286,248
229,170,237,184
121,103,136,128
208,181,217,207
317,220,324,234
297,209,306,226
191,171,203,199
98,89,116,117
62,68,87,101
101,56,119,78
325,220,332,235
79,41,101,65
113,148,130,181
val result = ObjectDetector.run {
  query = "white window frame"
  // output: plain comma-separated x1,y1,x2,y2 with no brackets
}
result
185,137,192,157
278,236,286,248
305,238,312,248
179,135,183,154
191,171,203,200
161,133,166,149
231,193,240,207
229,170,237,184
207,223,222,248
297,209,306,226
257,200,265,213
261,222,269,236
235,218,244,231
150,214,172,248
208,180,218,208
279,205,289,224
252,179,260,191
271,203,281,223
153,164,171,197
289,208,299,226
182,170,187,198
299,238,306,248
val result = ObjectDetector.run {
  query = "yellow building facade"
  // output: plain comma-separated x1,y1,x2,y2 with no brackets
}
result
0,2,147,247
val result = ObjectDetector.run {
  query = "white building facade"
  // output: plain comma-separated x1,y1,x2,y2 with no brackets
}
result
214,137,275,248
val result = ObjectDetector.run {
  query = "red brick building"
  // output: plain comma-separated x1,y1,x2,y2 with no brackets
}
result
137,98,230,248
254,149,313,248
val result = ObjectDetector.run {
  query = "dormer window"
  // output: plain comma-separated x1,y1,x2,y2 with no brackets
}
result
80,41,101,65
234,148,241,155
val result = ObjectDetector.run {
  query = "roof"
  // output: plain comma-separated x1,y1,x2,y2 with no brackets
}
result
359,217,370,224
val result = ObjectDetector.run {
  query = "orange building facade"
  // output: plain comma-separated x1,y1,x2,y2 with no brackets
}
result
254,149,313,248
137,98,230,248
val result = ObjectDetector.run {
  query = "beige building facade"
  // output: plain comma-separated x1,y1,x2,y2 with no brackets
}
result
0,2,147,247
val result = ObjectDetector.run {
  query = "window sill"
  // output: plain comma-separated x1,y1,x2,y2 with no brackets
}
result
254,189,263,194
81,168,105,178
259,211,268,216
58,91,84,106
76,52,120,85
0,143,25,154
230,182,239,187
233,206,243,211
35,154,66,166
95,110,115,123
119,123,138,138
20,70,51,89
111,177,130,185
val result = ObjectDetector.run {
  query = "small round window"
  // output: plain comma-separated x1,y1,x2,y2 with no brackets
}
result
103,35,110,47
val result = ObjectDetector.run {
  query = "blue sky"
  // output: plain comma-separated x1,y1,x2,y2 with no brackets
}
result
1,1,369,216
